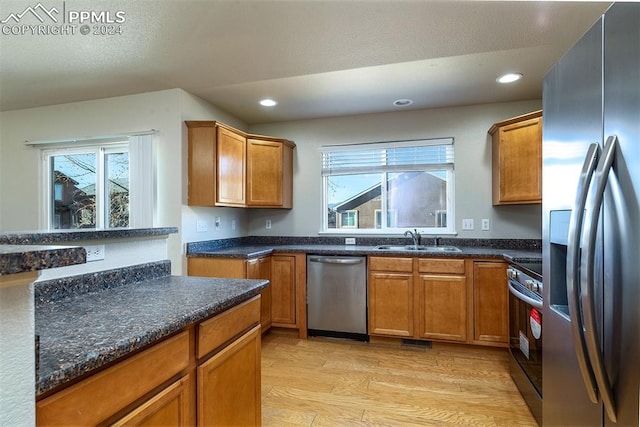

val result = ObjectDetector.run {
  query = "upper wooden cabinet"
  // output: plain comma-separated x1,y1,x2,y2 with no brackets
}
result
489,110,542,205
186,121,295,208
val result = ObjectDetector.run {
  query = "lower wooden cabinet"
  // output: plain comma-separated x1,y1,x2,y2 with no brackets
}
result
197,325,261,426
368,269,414,337
36,297,262,427
270,255,296,326
416,274,467,342
112,375,193,427
246,257,272,332
369,256,506,347
473,261,508,344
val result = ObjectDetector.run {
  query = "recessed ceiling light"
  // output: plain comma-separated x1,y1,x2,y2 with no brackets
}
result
259,99,277,107
393,99,413,107
497,73,523,84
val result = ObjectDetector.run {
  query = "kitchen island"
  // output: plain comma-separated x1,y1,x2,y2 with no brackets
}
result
35,261,268,425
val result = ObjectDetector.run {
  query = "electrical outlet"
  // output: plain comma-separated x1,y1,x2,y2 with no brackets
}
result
215,217,221,230
196,220,208,232
462,219,474,231
84,245,105,262
481,219,490,231
231,220,236,230
266,220,272,229
345,237,356,245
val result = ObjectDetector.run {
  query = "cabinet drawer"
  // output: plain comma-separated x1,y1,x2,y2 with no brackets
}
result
369,256,413,272
197,296,260,359
418,258,465,274
37,331,190,426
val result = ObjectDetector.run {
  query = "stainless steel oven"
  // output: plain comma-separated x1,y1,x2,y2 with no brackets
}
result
507,262,543,426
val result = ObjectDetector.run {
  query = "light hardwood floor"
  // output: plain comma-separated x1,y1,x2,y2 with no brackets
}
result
261,332,537,426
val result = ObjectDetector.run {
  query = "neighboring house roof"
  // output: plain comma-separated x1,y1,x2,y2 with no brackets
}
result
53,170,79,186
81,178,129,196
332,171,444,212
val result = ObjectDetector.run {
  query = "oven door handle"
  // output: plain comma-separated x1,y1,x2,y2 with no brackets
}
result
581,135,617,423
508,280,543,309
566,142,600,404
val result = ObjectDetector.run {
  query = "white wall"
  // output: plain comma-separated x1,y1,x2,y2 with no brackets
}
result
0,90,185,272
249,100,543,239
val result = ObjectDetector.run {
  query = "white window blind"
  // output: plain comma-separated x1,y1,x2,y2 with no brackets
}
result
321,138,454,176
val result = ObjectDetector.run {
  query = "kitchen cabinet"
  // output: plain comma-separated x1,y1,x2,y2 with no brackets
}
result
197,298,261,427
188,253,307,338
186,121,295,208
368,257,414,337
270,255,297,326
188,256,271,333
416,258,467,342
489,110,542,205
472,261,508,345
36,297,262,427
216,125,247,207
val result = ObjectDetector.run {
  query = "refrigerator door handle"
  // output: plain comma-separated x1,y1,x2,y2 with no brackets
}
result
566,142,600,404
581,135,618,423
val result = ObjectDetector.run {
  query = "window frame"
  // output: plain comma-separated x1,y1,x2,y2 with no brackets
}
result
320,138,456,235
42,143,130,230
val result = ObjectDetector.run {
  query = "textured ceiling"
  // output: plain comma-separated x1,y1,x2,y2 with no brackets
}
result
0,1,610,123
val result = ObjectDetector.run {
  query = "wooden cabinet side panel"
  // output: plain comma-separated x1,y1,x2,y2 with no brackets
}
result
246,139,283,207
187,257,246,279
216,127,246,206
270,255,296,326
111,375,194,427
37,332,190,426
197,326,261,427
187,125,216,206
473,262,509,344
247,257,272,332
368,272,414,337
417,275,467,342
281,144,294,209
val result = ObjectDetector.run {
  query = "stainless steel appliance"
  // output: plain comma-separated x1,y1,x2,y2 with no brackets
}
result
542,3,639,426
507,261,543,426
306,255,367,340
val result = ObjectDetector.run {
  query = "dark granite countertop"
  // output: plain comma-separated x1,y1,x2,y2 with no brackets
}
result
186,243,541,263
0,227,178,245
35,269,268,396
0,245,86,275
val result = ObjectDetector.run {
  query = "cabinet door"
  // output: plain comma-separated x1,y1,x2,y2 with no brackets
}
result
112,375,193,427
368,272,414,337
197,326,261,427
247,257,272,332
216,126,246,206
270,255,296,325
246,138,283,207
417,274,467,342
491,112,542,205
473,262,508,344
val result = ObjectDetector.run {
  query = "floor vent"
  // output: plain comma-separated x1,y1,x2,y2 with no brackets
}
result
401,339,432,348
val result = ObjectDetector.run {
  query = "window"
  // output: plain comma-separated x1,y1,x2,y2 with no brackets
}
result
321,138,455,234
39,134,155,230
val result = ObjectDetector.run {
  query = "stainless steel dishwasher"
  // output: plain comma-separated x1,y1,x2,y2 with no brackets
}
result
306,255,367,340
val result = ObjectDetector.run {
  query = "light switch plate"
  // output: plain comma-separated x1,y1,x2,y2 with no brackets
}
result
462,219,474,230
266,220,272,229
196,220,208,232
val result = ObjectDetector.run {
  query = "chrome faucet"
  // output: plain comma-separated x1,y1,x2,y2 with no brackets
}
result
404,229,421,249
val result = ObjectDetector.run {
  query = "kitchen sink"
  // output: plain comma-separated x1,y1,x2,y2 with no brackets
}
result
375,245,462,253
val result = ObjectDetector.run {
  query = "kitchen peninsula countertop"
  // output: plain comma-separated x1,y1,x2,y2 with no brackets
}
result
0,245,86,276
35,261,268,396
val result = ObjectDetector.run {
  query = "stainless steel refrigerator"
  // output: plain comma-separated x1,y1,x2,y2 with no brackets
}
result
542,3,639,426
